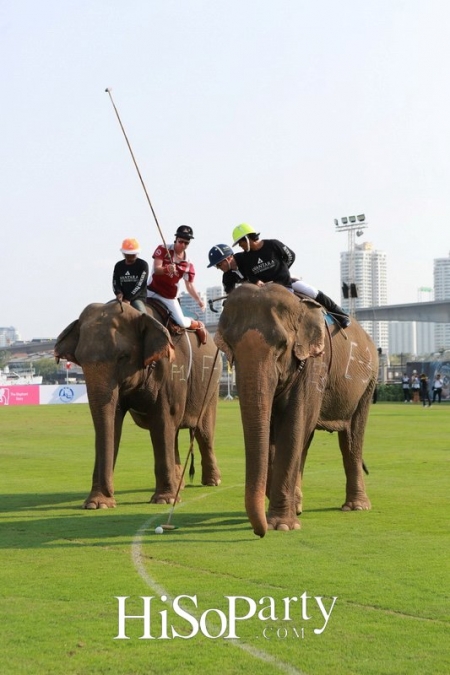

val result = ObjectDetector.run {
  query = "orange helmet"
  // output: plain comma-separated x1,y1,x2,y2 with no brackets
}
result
120,238,141,254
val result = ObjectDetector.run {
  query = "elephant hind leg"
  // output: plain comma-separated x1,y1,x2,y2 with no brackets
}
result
295,430,315,515
338,388,373,511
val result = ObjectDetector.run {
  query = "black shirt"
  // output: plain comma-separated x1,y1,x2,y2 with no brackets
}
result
235,239,295,287
222,252,247,294
112,258,149,301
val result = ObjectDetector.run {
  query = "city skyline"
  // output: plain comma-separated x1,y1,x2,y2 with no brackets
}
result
2,2,450,340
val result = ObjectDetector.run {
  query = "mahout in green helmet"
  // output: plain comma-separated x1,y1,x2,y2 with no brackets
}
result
232,223,259,246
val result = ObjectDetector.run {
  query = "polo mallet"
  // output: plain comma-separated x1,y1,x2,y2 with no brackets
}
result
105,88,173,268
208,296,227,313
161,347,221,531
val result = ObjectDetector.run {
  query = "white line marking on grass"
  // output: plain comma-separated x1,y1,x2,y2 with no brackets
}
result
131,489,309,675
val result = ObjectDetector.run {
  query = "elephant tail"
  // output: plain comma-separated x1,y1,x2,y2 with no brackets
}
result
188,429,196,482
189,453,195,482
363,461,369,475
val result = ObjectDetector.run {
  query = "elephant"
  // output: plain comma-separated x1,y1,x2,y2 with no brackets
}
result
214,283,378,537
54,301,221,509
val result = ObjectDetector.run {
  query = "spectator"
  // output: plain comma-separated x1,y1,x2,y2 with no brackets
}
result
419,373,431,407
401,373,411,403
411,372,421,404
432,373,444,403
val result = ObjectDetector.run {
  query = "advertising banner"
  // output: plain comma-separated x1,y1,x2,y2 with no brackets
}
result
0,385,40,406
0,385,88,406
39,384,88,405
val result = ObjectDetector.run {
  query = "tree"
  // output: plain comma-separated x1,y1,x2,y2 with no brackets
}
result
33,358,60,384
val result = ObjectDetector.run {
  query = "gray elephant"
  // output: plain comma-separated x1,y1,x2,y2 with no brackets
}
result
54,301,221,509
214,283,378,537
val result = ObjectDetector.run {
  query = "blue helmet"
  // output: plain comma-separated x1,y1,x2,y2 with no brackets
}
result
207,244,233,268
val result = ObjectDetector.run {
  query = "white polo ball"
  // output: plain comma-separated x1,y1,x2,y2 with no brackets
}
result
154,526,164,534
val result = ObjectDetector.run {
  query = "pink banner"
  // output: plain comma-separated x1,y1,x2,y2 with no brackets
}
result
0,385,40,406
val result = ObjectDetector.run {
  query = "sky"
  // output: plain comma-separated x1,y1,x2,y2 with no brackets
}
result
2,0,450,340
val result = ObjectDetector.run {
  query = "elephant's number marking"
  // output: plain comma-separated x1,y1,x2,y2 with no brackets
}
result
202,354,221,382
344,342,374,383
310,359,328,393
171,363,186,382
170,356,220,383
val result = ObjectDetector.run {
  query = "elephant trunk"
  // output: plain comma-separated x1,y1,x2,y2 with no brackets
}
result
236,357,276,538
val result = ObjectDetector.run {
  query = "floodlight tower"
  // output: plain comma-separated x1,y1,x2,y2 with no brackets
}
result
334,214,368,316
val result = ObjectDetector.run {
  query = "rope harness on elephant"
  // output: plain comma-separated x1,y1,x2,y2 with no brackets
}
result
324,319,333,376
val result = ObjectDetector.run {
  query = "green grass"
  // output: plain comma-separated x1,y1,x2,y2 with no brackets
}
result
1,401,449,674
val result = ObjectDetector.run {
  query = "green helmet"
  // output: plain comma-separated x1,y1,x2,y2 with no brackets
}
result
232,223,258,246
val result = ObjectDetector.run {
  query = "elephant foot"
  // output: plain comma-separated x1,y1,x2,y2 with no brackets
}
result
341,497,371,511
201,474,222,487
267,516,301,531
83,492,116,510
149,493,180,505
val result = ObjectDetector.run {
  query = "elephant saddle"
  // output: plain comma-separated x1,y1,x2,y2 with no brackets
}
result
146,298,185,337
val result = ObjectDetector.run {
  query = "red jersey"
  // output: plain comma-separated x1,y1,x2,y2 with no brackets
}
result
148,245,196,299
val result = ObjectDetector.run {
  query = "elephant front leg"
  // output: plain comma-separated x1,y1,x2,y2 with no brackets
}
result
266,426,304,531
267,454,302,531
267,399,317,530
149,424,180,504
84,399,124,510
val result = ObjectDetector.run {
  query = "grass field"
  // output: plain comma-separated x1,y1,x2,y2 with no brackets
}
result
1,400,449,674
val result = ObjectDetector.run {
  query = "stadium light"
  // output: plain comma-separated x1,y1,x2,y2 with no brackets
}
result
335,213,369,316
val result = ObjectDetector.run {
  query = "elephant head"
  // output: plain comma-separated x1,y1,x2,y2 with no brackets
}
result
55,302,175,416
214,283,325,536
55,302,174,372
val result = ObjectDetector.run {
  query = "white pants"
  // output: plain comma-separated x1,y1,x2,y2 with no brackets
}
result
291,279,318,299
147,291,192,328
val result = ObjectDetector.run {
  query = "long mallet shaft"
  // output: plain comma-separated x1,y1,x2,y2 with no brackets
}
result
161,433,195,530
104,87,170,254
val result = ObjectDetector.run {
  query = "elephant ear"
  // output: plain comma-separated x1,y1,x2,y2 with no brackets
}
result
54,320,81,365
293,299,325,361
140,314,175,366
214,329,233,364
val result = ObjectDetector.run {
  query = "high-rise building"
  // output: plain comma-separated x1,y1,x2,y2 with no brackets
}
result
178,290,207,322
340,242,389,352
434,253,450,350
205,286,224,325
388,287,434,356
0,326,20,347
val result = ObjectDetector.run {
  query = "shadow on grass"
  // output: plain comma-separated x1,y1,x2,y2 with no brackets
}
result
0,508,253,549
0,488,155,513
0,480,217,513
0,488,255,548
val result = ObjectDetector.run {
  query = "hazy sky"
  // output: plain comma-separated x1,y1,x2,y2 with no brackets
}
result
2,0,450,339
